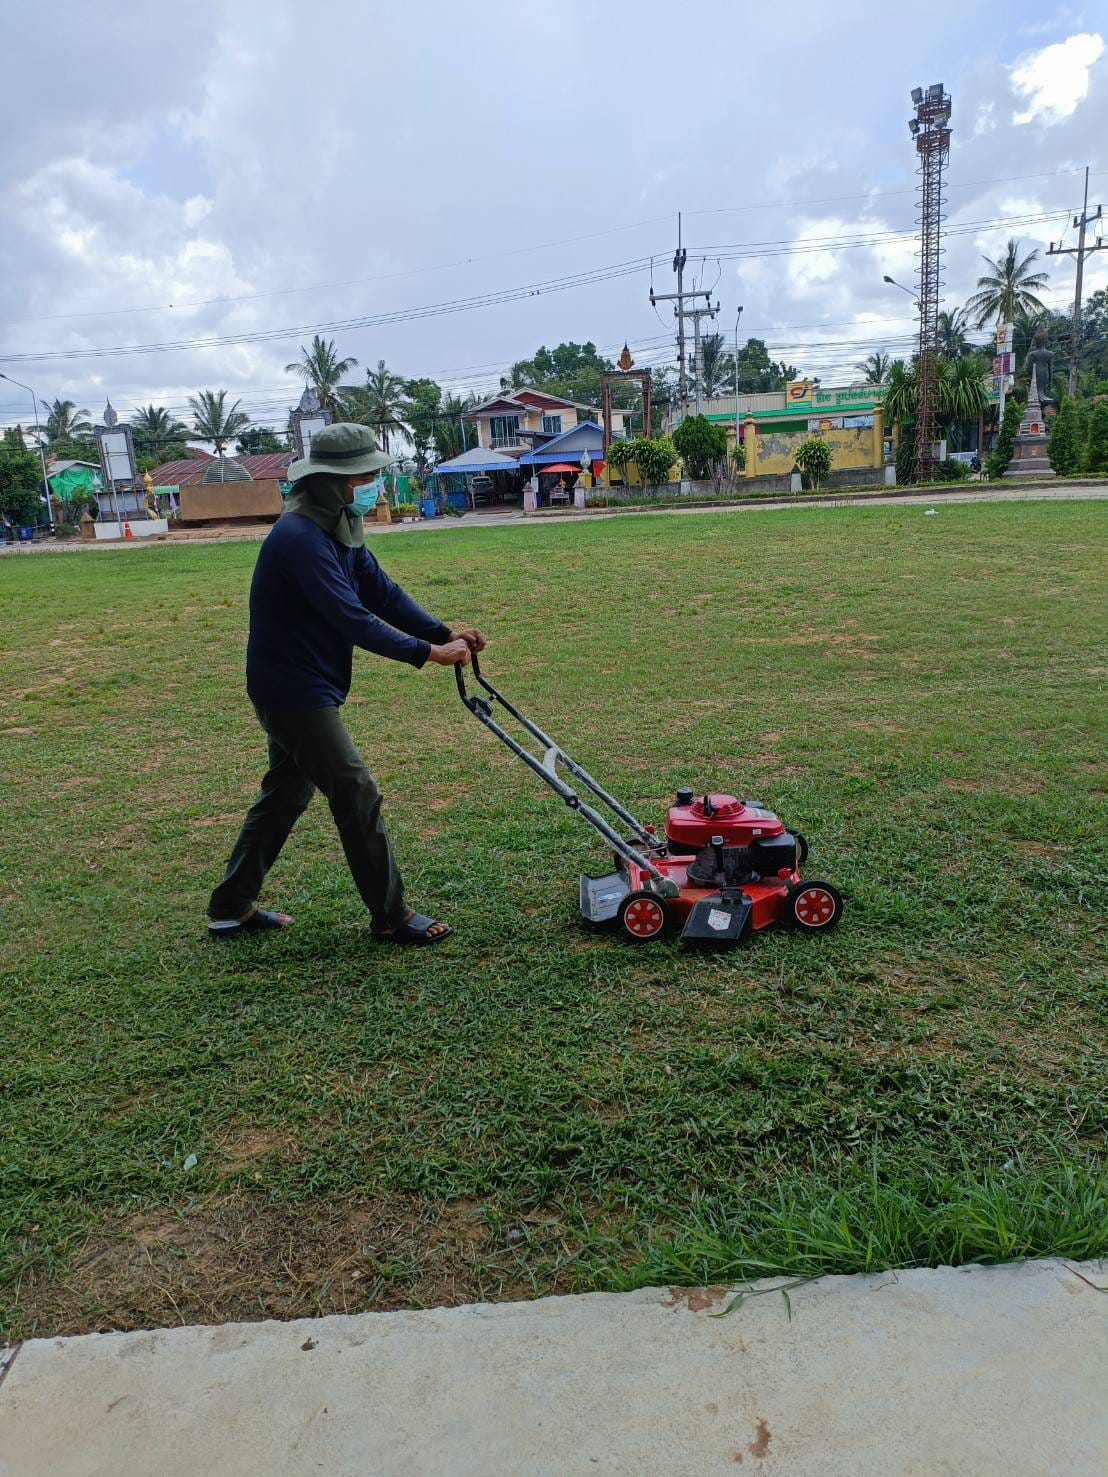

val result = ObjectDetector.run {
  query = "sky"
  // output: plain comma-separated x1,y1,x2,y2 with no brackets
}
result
0,0,1105,438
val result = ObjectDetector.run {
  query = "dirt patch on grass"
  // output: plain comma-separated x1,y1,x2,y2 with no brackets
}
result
217,1125,298,1175
15,1192,550,1338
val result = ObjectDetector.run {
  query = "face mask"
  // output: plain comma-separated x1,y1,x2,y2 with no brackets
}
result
349,482,379,516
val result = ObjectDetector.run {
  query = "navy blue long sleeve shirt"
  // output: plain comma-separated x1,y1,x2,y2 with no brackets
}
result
245,512,452,710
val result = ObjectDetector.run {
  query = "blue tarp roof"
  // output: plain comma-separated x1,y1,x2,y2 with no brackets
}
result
430,447,521,477
519,420,605,466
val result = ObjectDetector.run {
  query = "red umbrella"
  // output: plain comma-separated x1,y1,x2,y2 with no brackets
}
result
538,463,581,474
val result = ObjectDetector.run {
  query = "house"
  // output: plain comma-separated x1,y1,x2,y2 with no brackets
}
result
464,389,631,451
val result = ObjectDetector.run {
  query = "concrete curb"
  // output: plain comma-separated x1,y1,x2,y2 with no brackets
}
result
2,1259,1105,1475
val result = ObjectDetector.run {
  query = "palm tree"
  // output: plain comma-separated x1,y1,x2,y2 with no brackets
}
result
131,404,188,436
881,359,916,426
359,360,409,453
937,309,973,361
938,356,990,427
285,335,358,416
965,239,1049,329
432,393,476,462
37,398,92,445
855,351,891,386
188,390,250,455
696,333,734,400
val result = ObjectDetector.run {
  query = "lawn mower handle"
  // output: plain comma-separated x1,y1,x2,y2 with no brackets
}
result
452,651,678,894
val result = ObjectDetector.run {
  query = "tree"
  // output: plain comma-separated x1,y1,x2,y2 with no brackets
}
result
882,359,916,426
509,341,611,405
695,333,734,401
36,398,92,446
895,424,916,486
432,392,476,462
355,360,409,453
938,356,990,429
404,378,442,475
793,436,833,490
628,434,677,489
986,391,1024,479
672,414,729,479
936,309,973,360
1048,396,1082,476
856,351,890,386
188,390,250,454
131,404,188,437
1084,399,1108,474
734,338,796,393
286,334,357,416
965,238,1049,329
0,439,44,525
235,427,285,455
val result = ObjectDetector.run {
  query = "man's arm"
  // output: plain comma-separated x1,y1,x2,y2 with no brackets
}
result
288,538,439,666
355,548,454,645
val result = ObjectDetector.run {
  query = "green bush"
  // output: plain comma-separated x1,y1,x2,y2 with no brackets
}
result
986,392,1024,479
627,434,677,488
895,426,916,485
672,415,729,479
1083,399,1108,473
931,458,969,483
793,436,833,490
604,438,634,475
1048,396,1083,476
0,442,44,526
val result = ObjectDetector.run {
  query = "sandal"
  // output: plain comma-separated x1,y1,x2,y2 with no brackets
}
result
208,908,293,939
374,912,451,946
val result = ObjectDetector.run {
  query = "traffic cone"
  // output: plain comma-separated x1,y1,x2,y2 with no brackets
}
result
123,520,133,539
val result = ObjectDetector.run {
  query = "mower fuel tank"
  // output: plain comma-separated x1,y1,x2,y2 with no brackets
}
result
666,792,786,854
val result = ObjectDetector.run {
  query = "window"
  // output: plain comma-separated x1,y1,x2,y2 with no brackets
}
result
541,413,563,435
488,414,521,447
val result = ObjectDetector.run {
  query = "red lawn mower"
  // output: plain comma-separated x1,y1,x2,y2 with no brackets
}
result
456,656,843,947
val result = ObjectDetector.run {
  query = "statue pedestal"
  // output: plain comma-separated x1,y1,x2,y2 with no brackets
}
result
1003,377,1054,480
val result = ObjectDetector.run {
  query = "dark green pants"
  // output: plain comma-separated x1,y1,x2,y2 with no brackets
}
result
208,705,406,928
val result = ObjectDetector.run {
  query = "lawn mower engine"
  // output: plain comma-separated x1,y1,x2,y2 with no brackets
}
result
455,654,842,951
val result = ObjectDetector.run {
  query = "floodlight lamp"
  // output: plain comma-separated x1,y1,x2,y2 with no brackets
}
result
909,119,920,135
911,86,923,104
929,82,943,100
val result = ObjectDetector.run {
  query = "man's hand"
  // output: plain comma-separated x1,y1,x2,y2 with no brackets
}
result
427,638,472,667
452,627,487,654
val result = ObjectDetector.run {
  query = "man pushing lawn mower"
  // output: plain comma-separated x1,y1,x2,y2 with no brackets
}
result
207,423,483,946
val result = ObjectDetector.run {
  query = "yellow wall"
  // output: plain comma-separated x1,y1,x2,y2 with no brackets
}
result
727,418,884,477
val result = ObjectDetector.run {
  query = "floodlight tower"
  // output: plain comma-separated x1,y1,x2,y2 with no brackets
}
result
909,83,952,483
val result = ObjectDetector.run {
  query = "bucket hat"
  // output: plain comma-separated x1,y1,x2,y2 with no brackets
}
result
286,422,397,483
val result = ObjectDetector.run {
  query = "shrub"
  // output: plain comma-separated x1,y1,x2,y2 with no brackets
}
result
793,436,833,490
628,434,677,488
672,415,729,480
731,443,745,473
986,393,1024,479
605,439,634,476
1083,399,1108,474
931,458,969,483
1048,397,1082,476
895,426,916,485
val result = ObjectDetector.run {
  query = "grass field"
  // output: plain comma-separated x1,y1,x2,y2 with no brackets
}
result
1,500,1105,1339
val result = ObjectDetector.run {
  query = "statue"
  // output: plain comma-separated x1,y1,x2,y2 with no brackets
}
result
1025,326,1054,403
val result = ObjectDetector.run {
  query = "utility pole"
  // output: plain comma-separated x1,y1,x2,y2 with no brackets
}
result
649,212,711,423
1047,166,1104,397
681,301,720,415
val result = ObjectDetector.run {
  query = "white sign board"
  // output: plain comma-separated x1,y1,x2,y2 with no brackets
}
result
102,431,132,482
300,416,327,458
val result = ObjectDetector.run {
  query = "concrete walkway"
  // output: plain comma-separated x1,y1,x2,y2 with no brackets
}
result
4,483,1106,554
2,1260,1105,1475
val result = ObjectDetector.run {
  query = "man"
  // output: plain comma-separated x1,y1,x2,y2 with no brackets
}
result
207,423,483,945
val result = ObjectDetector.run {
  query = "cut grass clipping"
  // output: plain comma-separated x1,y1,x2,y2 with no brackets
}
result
1,499,1105,1337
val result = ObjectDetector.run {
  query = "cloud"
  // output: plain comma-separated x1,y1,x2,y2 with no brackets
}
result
1010,32,1105,125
